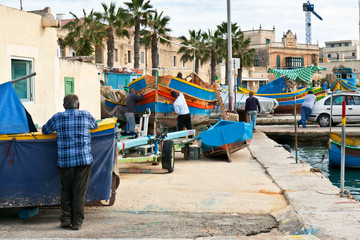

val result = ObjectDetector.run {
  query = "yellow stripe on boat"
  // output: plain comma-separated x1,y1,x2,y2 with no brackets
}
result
128,76,145,86
256,87,306,96
0,118,117,141
173,77,215,93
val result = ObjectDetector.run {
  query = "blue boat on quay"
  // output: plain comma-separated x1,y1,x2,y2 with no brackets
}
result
199,120,253,159
0,80,119,208
328,132,360,168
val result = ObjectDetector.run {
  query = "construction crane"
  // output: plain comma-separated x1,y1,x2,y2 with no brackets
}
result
303,0,323,44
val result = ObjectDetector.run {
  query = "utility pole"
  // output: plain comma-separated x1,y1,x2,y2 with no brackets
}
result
227,0,233,112
20,0,23,10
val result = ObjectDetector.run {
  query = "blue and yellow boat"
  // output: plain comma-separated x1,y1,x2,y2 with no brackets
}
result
328,132,360,168
128,74,217,128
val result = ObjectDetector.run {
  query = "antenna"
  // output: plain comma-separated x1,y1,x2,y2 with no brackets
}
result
302,0,323,44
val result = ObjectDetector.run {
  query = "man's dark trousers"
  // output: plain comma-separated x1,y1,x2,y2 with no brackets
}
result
177,113,192,130
58,164,92,226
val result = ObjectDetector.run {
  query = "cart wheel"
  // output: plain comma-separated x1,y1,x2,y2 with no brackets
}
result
162,140,175,173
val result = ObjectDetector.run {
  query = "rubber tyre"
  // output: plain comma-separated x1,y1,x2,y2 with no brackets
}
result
317,113,331,127
162,140,175,173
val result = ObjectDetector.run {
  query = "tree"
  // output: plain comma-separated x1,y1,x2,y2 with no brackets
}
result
95,2,130,68
124,0,153,69
140,29,151,74
141,10,171,76
178,29,206,74
62,9,105,56
233,33,255,87
202,29,223,84
216,21,242,84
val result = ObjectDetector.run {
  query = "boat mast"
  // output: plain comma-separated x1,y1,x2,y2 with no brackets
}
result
227,0,234,112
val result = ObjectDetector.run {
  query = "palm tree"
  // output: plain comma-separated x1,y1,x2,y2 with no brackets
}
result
124,0,153,69
62,9,105,56
95,2,130,68
178,29,205,74
202,29,223,84
140,29,151,74
216,21,242,84
233,33,255,87
143,10,171,76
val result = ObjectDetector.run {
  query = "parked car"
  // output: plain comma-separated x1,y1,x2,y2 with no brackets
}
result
309,92,360,127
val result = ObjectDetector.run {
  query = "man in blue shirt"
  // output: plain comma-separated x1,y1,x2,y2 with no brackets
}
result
42,94,98,230
245,91,261,133
298,90,316,128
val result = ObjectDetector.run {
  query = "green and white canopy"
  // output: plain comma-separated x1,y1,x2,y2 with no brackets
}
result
267,65,326,82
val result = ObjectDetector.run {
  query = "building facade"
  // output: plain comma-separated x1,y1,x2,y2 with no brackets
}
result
0,5,101,125
320,40,360,62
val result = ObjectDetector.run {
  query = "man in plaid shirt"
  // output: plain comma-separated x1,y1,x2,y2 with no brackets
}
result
42,94,98,230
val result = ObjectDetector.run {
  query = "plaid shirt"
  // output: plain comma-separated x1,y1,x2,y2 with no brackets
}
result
42,109,98,168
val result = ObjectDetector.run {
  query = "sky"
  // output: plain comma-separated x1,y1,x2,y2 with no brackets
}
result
1,0,359,47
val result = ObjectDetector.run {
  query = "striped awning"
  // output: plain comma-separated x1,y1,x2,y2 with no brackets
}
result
267,66,326,83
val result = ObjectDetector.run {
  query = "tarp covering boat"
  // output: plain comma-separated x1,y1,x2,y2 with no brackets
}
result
0,118,117,208
256,77,287,94
0,82,30,134
267,66,326,83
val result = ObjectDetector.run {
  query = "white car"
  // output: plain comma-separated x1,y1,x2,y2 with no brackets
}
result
309,92,360,127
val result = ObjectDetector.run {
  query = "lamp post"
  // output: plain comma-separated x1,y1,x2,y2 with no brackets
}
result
227,0,233,112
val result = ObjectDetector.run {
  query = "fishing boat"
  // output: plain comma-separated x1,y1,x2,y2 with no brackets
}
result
0,80,118,208
128,73,217,128
239,66,328,114
329,68,358,91
199,120,253,159
328,132,360,168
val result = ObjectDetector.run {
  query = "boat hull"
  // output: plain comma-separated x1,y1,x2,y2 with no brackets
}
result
0,118,118,208
199,120,253,158
328,132,360,168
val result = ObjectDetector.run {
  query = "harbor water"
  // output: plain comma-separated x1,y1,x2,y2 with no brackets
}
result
290,145,360,201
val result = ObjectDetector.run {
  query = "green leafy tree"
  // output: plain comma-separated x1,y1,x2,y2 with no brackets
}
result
142,10,171,76
178,29,207,74
233,33,255,86
95,2,130,67
216,22,242,84
124,0,153,69
202,29,223,84
62,9,105,56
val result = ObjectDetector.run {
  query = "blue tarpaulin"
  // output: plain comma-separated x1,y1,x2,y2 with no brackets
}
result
0,131,116,208
0,82,29,134
256,77,287,94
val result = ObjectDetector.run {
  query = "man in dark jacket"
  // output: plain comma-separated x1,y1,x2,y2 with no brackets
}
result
125,88,143,133
245,91,261,133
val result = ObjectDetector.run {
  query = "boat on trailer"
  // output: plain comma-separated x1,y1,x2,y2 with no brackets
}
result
128,73,217,129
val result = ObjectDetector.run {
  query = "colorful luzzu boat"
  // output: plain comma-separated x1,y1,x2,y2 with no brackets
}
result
330,68,358,92
128,74,217,128
328,132,360,168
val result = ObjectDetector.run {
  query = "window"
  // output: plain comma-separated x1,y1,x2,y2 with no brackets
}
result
328,54,331,58
183,60,186,67
128,50,131,63
325,96,344,105
254,55,259,67
259,81,267,87
285,57,304,69
65,77,74,96
266,38,270,44
338,43,342,47
345,43,349,47
11,58,33,101
331,44,334,48
276,55,280,69
173,56,176,67
140,52,144,64
352,52,356,57
115,49,118,62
